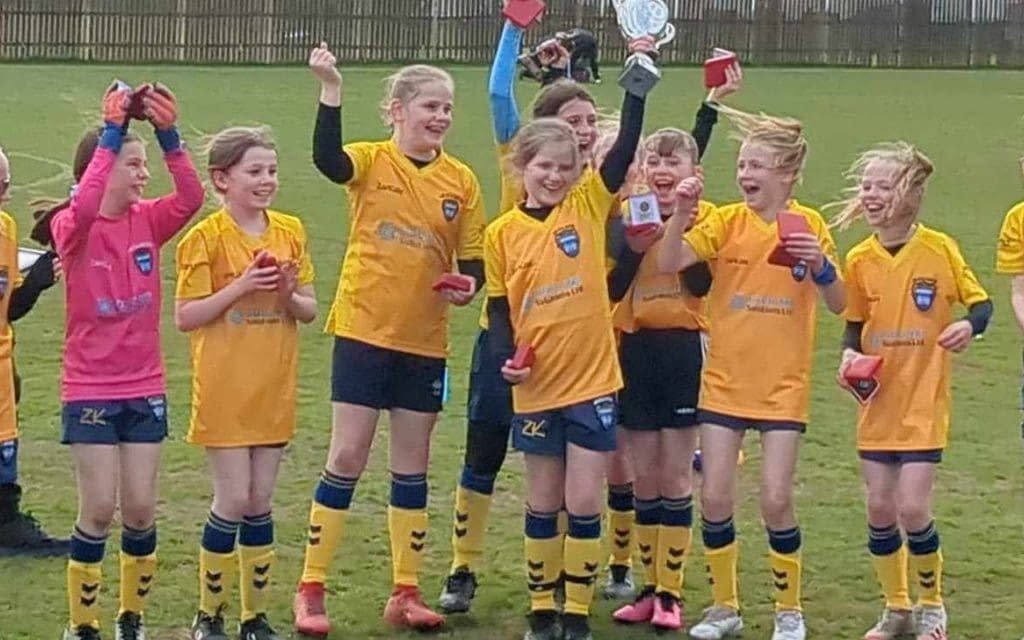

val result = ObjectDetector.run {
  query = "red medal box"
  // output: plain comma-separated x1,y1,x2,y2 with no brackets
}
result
503,0,546,29
432,273,473,292
704,48,738,88
843,354,883,404
510,344,536,369
767,211,810,267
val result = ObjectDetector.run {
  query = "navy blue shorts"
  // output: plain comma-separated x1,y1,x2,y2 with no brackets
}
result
512,396,618,457
331,337,446,413
859,449,943,465
0,439,17,485
61,396,168,445
698,409,806,433
466,328,513,427
619,328,703,430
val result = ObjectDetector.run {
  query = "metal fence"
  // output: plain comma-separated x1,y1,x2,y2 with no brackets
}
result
2,0,1024,67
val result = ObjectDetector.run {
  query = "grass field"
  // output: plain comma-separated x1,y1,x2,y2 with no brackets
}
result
1,62,1024,640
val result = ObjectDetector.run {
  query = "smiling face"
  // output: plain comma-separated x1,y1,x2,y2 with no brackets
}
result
523,140,583,208
859,158,920,229
390,80,454,154
105,140,149,206
736,141,797,212
644,151,696,205
555,98,598,156
213,146,278,211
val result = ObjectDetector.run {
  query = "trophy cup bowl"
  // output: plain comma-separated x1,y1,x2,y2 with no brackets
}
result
613,0,676,97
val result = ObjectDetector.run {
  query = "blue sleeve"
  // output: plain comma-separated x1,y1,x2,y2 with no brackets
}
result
489,21,523,145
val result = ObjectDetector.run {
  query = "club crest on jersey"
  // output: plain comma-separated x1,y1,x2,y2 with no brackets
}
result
593,396,616,430
132,247,154,275
911,277,937,311
0,267,8,299
441,198,460,221
791,261,808,282
554,225,580,258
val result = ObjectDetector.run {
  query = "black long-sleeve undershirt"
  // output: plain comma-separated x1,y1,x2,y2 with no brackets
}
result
487,295,515,361
692,102,718,160
842,299,994,353
313,103,355,184
8,253,57,322
599,92,645,195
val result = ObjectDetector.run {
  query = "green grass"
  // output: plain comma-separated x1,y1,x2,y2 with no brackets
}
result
1,64,1023,639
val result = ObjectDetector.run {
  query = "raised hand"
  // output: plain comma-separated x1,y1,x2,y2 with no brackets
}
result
144,83,178,131
103,81,132,128
309,42,342,88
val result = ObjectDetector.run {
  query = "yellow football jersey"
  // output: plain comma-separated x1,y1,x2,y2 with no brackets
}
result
613,200,715,333
485,171,623,413
844,225,988,451
0,211,22,442
683,201,838,423
325,140,486,358
996,201,1024,274
175,209,315,447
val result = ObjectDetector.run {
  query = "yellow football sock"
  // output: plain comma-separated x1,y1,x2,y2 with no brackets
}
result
199,547,236,615
563,536,601,616
607,507,635,568
525,534,563,612
910,549,944,607
705,542,740,610
388,505,428,588
118,551,156,615
656,523,691,599
449,485,492,573
300,502,349,585
872,545,912,610
769,549,803,612
635,520,659,588
239,545,274,622
68,559,102,629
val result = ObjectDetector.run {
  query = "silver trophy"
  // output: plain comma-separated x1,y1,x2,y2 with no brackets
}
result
613,0,676,97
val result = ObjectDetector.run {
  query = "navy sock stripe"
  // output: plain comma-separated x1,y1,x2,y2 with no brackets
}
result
390,471,428,510
121,525,157,557
868,523,903,556
568,513,601,539
634,497,662,526
525,508,559,539
201,511,240,554
661,495,693,527
314,470,358,510
71,526,108,564
459,465,496,495
607,483,634,512
907,521,940,555
701,516,736,550
767,526,802,555
239,513,274,547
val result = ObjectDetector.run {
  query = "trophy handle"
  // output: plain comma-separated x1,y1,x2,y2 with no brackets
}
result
655,22,676,49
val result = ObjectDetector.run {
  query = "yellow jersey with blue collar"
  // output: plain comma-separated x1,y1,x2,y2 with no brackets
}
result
683,200,838,423
844,225,988,451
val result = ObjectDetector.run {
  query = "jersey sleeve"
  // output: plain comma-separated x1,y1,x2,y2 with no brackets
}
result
580,170,618,224
842,255,868,322
175,229,214,300
817,219,841,267
3,214,23,289
947,237,989,307
996,203,1024,274
484,224,508,298
457,170,486,260
683,206,727,261
294,221,316,286
341,142,377,189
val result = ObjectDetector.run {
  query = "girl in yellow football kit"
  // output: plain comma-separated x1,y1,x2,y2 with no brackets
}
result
658,107,845,640
175,126,317,639
294,44,486,635
484,36,651,640
832,143,991,640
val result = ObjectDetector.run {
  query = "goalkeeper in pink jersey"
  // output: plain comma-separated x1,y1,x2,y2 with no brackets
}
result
31,81,204,640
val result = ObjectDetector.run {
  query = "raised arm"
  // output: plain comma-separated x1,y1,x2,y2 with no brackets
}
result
599,92,645,194
310,43,356,184
489,21,524,145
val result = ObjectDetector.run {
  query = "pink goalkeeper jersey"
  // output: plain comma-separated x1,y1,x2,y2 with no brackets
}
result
52,146,204,402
